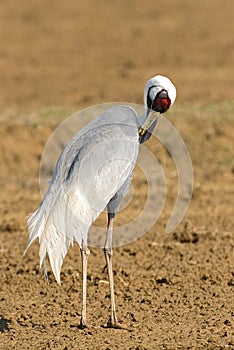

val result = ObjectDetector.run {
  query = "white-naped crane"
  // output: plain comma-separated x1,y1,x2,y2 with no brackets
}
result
25,75,176,328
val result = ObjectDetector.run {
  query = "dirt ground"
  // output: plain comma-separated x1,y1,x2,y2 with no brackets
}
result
0,1,234,349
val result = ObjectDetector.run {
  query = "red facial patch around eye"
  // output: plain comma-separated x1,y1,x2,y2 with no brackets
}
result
153,96,171,113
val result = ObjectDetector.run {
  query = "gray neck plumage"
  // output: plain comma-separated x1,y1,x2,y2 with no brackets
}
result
138,109,159,144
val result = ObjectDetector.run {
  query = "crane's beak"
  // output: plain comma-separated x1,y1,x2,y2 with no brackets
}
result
138,109,160,136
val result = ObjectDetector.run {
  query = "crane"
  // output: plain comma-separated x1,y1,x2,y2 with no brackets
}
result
25,75,176,328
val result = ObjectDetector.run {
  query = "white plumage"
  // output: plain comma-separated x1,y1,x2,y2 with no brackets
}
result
26,75,176,328
27,106,139,283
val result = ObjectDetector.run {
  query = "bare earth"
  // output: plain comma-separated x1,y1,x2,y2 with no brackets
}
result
0,1,233,349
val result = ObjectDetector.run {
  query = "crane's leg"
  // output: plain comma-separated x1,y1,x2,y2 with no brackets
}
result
79,240,90,329
104,214,121,328
43,258,48,283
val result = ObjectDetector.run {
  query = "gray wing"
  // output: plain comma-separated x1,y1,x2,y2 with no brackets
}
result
26,105,139,283
53,105,139,211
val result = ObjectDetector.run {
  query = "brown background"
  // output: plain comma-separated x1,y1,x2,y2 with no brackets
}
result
0,1,233,349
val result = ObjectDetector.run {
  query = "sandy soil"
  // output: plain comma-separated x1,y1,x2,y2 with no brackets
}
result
0,1,233,349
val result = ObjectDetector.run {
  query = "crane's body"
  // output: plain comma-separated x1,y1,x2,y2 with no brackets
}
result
26,75,176,328
27,105,139,283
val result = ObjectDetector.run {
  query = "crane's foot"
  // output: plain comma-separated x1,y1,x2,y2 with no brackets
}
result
78,317,89,329
106,316,124,329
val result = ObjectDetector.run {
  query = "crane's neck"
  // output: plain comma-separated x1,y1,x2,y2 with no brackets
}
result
138,108,159,142
138,109,147,128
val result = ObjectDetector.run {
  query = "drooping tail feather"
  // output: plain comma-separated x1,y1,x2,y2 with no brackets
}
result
25,184,98,284
26,198,72,284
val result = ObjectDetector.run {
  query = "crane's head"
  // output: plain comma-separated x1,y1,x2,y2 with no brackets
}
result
144,75,176,113
139,75,176,137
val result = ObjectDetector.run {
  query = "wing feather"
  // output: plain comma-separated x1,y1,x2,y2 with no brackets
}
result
26,105,139,283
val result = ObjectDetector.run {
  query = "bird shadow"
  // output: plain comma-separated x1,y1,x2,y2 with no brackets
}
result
0,315,11,333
